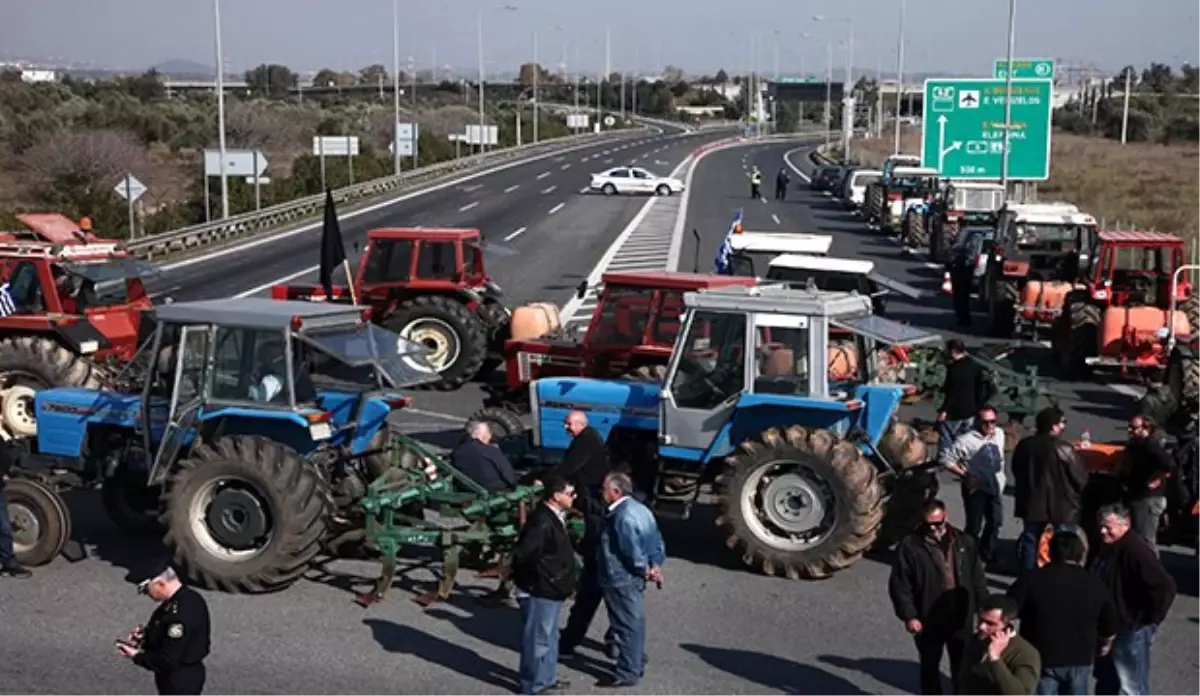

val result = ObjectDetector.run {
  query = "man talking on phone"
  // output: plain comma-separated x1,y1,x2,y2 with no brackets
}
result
958,595,1041,695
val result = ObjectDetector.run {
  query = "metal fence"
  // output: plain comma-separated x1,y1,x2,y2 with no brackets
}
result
126,129,642,261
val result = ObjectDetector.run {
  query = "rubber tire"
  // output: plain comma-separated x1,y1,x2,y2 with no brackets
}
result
470,405,526,440
1064,301,1101,376
622,364,668,383
160,435,332,594
603,183,617,196
6,478,71,567
656,184,671,196
101,466,163,532
388,295,488,391
904,212,929,249
714,425,883,580
0,336,103,438
989,281,1019,337
1137,385,1176,427
1181,293,1199,333
477,299,512,376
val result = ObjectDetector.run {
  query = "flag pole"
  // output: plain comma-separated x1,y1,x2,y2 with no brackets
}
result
343,258,359,305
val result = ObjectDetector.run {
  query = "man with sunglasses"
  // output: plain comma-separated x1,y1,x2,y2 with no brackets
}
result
889,498,991,694
941,406,1008,564
1122,415,1175,554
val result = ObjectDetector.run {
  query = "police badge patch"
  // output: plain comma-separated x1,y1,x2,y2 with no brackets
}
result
167,624,184,639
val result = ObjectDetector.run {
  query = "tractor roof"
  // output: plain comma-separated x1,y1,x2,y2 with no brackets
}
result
684,284,874,319
0,239,129,262
155,297,366,330
891,166,939,177
367,227,481,241
1099,230,1183,246
0,213,103,245
601,270,756,290
730,232,833,256
768,254,875,275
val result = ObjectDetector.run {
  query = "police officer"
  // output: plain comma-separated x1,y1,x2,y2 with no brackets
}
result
117,562,211,695
749,166,762,200
775,167,790,200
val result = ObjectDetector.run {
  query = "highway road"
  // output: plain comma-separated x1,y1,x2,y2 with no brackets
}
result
2,135,1194,696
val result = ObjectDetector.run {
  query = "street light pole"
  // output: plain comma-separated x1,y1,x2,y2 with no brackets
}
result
844,21,855,161
999,0,1016,192
391,0,401,174
892,0,907,155
476,12,486,154
825,38,833,148
212,0,229,219
1120,68,1131,144
533,29,539,144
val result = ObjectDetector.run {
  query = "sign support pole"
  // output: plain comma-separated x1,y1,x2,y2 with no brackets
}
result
126,178,136,239
347,135,355,186
999,0,1017,192
319,138,327,191
253,151,262,211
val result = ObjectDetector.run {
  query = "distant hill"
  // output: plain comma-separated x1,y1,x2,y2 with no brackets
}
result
151,58,215,78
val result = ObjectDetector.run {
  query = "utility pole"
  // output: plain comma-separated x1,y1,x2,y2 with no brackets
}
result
212,0,229,219
893,0,907,155
409,55,418,166
476,12,486,154
824,38,833,148
391,0,401,174
533,29,539,144
999,0,1016,192
1120,68,1132,144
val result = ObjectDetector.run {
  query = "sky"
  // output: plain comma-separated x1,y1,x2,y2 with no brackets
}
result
2,0,1198,78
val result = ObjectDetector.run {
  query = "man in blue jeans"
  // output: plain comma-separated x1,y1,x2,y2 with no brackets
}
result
940,406,1006,564
1091,503,1176,695
509,476,579,695
596,471,665,688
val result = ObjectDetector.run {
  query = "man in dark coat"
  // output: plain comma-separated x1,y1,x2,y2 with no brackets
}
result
936,340,994,458
1011,406,1088,571
1122,414,1176,554
888,498,991,694
450,421,520,492
775,167,790,200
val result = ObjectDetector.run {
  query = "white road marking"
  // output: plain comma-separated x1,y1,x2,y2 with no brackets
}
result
772,213,781,225
555,156,564,162
548,202,566,215
604,158,613,164
581,156,590,162
504,184,520,193
537,171,551,179
561,164,571,170
782,147,813,182
458,201,479,212
541,185,557,194
504,227,527,241
406,407,466,423
460,184,483,193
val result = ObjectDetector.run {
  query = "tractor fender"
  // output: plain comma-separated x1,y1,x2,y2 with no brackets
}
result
532,377,660,452
198,408,327,458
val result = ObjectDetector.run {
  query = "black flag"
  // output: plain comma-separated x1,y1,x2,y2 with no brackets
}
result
318,188,346,300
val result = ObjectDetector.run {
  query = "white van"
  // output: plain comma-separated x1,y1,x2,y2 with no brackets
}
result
846,169,881,211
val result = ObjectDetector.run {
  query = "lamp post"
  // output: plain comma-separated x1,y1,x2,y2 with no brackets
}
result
999,0,1016,191
391,0,401,174
813,14,854,159
892,0,907,155
476,5,518,155
212,0,229,219
532,28,539,143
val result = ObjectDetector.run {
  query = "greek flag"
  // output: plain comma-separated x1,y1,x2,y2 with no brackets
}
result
0,282,15,317
713,209,744,274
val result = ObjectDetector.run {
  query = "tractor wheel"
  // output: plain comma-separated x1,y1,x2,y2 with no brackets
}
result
988,281,1019,337
1063,301,1101,376
622,364,668,383
0,336,103,438
388,296,488,391
874,419,937,548
470,405,526,440
5,478,71,567
101,464,164,532
904,213,929,249
1181,292,1199,333
477,299,512,376
161,435,333,594
715,425,883,580
1137,385,1176,428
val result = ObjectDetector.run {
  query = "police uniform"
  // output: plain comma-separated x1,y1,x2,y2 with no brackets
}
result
133,565,212,695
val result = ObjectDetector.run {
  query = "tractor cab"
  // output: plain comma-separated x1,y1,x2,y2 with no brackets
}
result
1080,231,1191,309
928,181,1007,262
993,203,1097,271
725,232,833,277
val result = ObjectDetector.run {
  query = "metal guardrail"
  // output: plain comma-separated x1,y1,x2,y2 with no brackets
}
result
126,129,643,261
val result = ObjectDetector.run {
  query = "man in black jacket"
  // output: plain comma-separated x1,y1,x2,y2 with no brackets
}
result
1123,415,1175,554
0,440,31,579
888,498,991,694
450,421,520,492
936,340,993,458
1011,407,1088,571
1091,503,1177,696
1008,532,1117,694
511,476,579,696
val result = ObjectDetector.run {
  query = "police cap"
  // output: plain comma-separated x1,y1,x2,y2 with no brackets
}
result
135,558,178,594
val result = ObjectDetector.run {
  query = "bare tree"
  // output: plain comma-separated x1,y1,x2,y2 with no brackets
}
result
223,100,312,152
21,129,148,201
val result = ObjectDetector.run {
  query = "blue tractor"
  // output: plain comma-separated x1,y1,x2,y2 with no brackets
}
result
6,298,437,593
517,285,942,579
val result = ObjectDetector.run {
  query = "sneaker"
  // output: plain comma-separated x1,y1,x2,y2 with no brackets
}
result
537,679,571,695
0,563,31,579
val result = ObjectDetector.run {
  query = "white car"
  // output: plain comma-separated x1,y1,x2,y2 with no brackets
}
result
589,166,684,196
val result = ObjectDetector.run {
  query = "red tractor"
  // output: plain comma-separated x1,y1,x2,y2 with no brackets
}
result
471,271,757,435
1052,231,1197,378
0,213,159,438
271,227,514,390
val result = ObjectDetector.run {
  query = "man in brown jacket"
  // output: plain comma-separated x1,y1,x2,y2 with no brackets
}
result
958,595,1041,695
1011,407,1087,571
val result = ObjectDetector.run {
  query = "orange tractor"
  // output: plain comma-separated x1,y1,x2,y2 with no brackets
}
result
0,213,159,439
1049,231,1197,378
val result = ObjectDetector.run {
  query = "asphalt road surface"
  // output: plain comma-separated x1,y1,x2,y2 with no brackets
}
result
2,136,1195,695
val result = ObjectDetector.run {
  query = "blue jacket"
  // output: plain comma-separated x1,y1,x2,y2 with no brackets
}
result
597,496,666,588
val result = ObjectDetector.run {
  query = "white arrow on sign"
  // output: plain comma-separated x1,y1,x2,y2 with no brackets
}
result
114,173,147,202
936,115,963,172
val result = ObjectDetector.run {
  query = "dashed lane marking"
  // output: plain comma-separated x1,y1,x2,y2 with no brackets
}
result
772,213,781,225
504,184,520,193
541,185,557,194
458,201,479,212
604,158,613,164
537,171,551,179
504,227,527,241
548,202,566,215
561,164,571,170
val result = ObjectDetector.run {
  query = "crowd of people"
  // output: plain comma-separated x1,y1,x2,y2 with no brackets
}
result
886,342,1184,695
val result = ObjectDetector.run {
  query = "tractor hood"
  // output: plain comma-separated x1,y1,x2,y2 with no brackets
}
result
532,377,661,451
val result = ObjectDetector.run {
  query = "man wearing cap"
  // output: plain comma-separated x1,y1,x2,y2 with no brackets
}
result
117,562,212,694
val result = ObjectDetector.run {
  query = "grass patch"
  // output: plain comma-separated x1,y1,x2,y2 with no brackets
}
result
849,130,1199,253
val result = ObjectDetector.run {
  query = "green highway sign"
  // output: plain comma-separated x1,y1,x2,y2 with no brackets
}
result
921,78,1053,181
994,58,1055,79
774,76,823,84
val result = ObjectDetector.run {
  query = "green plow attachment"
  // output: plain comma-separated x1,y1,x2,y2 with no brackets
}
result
354,431,583,607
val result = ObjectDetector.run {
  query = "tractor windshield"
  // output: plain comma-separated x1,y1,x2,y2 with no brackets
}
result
61,258,161,282
587,285,655,346
302,324,438,389
59,258,159,307
1014,223,1087,249
894,177,937,196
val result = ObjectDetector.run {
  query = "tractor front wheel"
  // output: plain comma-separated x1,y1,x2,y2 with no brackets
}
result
1062,301,1101,376
904,213,928,249
161,435,332,594
101,464,163,532
389,296,488,391
5,478,71,567
715,425,883,580
470,405,526,440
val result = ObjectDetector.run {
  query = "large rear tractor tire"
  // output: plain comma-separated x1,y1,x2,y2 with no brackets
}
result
875,420,937,549
388,296,488,391
1181,293,1199,334
470,405,527,440
988,281,1019,337
904,212,929,249
1062,302,1101,376
715,425,883,580
5,478,71,566
101,464,164,532
0,336,103,438
161,435,333,594
477,299,512,377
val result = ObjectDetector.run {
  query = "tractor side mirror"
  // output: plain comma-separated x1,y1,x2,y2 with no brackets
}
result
575,280,588,299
